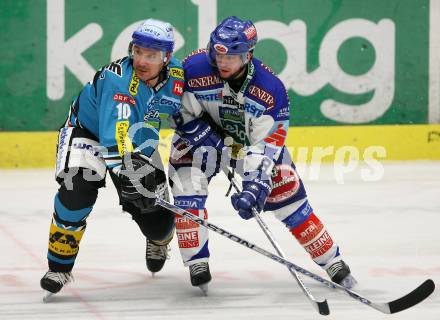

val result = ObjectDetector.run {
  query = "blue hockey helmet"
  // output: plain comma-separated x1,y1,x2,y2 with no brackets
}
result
207,16,258,65
131,19,175,53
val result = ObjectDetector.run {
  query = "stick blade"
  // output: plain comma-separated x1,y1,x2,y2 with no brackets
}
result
316,299,330,315
388,279,435,314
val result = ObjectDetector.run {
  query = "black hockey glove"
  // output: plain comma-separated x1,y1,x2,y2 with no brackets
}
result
119,152,157,214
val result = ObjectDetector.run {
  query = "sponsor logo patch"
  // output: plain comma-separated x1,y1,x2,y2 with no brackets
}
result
56,127,70,173
113,93,135,105
177,231,199,248
72,142,100,157
223,95,239,106
244,102,264,117
188,75,222,88
115,121,132,156
169,67,184,80
276,107,290,119
172,80,184,96
304,231,334,259
194,92,222,101
244,25,257,40
159,96,181,109
174,200,199,209
129,72,140,96
175,214,199,229
291,213,324,245
49,223,85,256
248,85,275,108
264,124,287,147
267,164,300,203
219,107,241,122
214,43,228,54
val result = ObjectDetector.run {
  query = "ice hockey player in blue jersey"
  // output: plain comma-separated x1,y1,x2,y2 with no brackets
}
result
169,16,356,293
40,18,184,299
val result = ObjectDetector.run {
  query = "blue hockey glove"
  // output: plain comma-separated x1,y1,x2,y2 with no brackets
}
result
231,179,271,220
173,117,225,176
175,117,224,152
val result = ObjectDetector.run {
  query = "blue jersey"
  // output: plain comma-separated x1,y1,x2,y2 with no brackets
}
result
66,56,184,168
173,49,290,174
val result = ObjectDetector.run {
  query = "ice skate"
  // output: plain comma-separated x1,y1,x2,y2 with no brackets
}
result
40,270,73,302
189,262,211,295
326,260,357,289
146,238,170,275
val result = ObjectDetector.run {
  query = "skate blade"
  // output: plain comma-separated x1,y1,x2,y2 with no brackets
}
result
43,291,55,303
198,284,209,296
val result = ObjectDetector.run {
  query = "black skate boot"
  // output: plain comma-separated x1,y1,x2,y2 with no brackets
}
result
189,262,211,295
326,260,357,289
146,238,169,273
40,270,73,302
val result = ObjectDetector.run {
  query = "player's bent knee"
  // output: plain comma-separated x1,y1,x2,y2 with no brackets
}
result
57,170,104,211
132,206,175,243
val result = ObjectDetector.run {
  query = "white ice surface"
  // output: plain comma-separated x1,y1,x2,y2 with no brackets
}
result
0,162,439,320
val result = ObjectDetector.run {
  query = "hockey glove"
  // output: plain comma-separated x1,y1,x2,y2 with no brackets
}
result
119,152,157,214
173,117,225,175
175,117,224,153
231,179,271,220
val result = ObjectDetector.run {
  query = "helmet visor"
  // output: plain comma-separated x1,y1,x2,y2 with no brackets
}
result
215,52,247,67
132,45,165,65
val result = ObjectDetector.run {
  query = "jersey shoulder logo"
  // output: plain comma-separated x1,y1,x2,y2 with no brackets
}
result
169,67,184,80
103,58,124,77
248,85,275,109
264,124,287,147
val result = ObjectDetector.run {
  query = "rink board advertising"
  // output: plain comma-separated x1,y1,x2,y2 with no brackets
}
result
0,0,438,131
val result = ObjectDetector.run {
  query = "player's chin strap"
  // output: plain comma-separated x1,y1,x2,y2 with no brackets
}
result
149,64,171,92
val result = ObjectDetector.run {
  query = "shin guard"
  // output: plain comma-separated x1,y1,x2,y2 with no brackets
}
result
174,197,210,266
47,216,86,272
283,201,340,267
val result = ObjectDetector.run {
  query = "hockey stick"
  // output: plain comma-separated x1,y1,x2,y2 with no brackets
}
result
156,198,435,314
222,167,329,315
